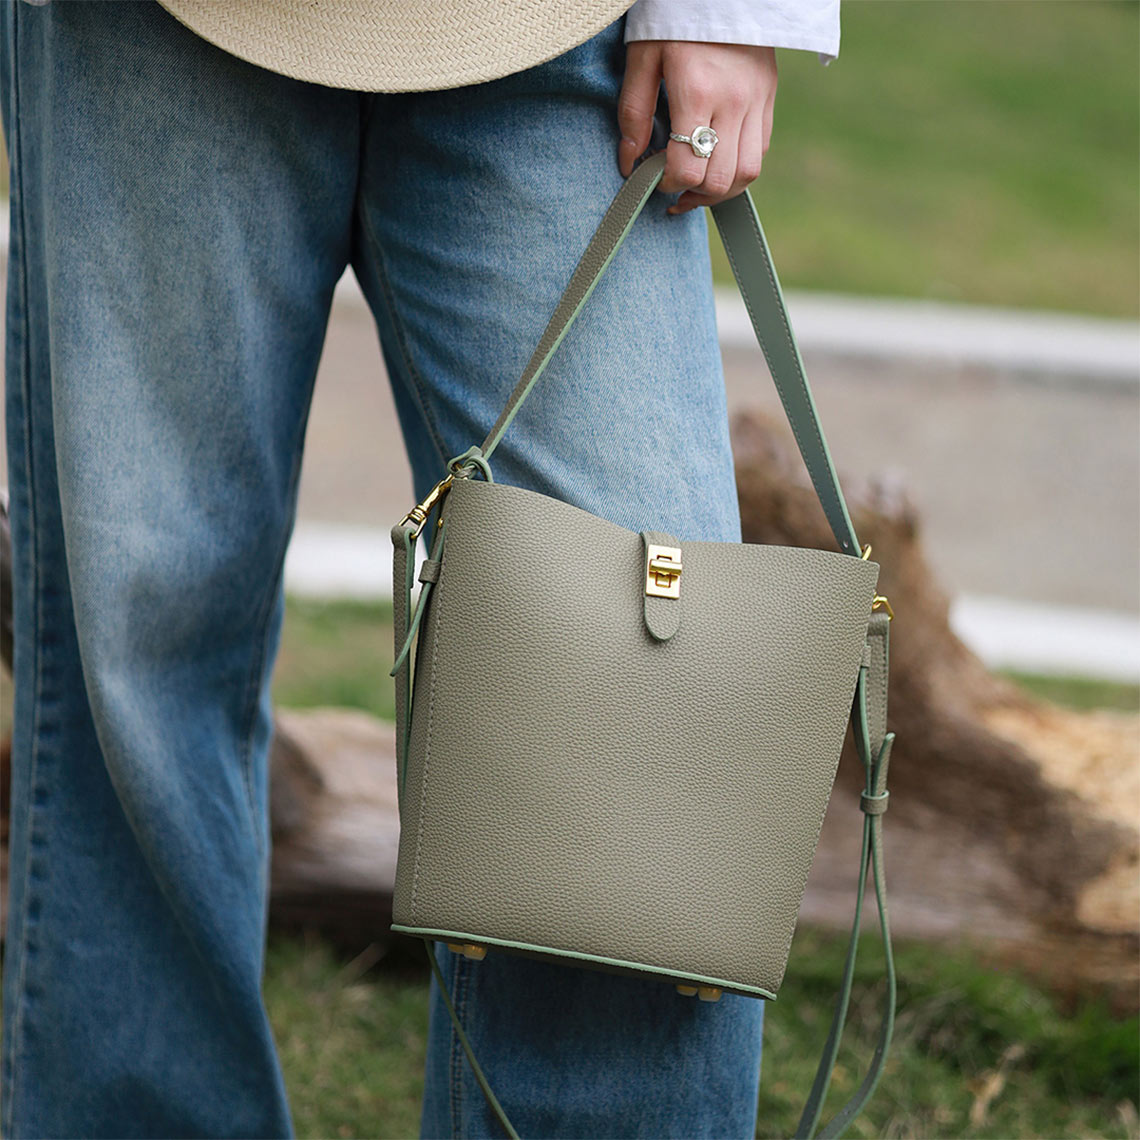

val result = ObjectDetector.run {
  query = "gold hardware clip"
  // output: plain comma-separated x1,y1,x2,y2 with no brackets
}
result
398,474,454,540
861,545,894,619
645,545,682,599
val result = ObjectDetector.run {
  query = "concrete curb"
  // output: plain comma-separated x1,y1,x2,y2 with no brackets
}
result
948,594,1139,684
284,522,1140,683
332,269,1139,386
716,289,1139,386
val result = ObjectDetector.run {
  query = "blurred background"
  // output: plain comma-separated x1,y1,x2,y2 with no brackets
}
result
0,2,1137,1137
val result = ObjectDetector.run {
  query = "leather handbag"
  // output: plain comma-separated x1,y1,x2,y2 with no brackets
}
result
389,150,897,1139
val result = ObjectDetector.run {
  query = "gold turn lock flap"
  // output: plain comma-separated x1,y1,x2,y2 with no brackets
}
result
645,544,682,599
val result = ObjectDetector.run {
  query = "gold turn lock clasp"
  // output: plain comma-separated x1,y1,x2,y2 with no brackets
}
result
645,545,683,599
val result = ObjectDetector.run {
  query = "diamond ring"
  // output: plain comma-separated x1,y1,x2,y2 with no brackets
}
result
668,125,718,159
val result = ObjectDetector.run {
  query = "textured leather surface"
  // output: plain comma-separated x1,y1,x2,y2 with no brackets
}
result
457,151,882,828
392,477,878,993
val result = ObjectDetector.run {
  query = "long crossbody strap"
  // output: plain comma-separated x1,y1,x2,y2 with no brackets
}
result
389,151,896,1138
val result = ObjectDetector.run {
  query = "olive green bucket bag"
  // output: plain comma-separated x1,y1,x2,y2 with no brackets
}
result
389,151,897,1139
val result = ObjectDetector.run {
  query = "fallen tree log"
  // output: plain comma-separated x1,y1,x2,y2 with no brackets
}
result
731,409,1138,1009
268,707,400,952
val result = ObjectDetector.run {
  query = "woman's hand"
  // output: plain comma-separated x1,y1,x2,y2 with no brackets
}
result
617,41,777,216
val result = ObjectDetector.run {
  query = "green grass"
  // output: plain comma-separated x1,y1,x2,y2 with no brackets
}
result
997,669,1140,714
707,0,1139,317
263,597,1140,1135
264,933,428,1140
272,597,396,723
755,927,1139,1140
0,3,1134,319
261,924,1140,1140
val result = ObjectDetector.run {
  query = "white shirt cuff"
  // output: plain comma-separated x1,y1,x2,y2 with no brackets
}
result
623,0,840,65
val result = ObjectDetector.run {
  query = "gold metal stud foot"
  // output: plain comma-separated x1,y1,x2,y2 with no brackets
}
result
697,986,723,1002
676,984,699,996
444,941,486,960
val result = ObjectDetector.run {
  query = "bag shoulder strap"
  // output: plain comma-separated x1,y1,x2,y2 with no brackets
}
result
392,151,897,1139
477,149,861,557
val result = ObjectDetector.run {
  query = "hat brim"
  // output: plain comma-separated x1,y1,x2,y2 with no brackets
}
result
158,0,636,93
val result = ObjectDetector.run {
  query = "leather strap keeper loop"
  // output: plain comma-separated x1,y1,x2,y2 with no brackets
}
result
447,444,494,482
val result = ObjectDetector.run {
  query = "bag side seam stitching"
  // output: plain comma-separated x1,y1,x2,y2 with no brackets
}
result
410,535,448,923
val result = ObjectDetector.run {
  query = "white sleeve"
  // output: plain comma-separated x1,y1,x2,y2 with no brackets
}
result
623,0,840,65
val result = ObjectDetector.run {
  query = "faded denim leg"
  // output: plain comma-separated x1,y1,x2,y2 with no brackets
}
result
0,2,360,1135
355,18,764,1139
2,2,766,1135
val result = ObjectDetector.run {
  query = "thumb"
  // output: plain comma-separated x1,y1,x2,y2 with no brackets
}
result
616,41,663,177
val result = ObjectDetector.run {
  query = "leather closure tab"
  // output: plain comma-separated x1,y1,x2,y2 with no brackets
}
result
641,530,682,642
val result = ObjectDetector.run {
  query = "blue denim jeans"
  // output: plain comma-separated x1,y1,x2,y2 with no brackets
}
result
0,2,763,1136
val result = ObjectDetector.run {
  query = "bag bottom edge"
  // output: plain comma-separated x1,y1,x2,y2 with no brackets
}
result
391,924,778,1000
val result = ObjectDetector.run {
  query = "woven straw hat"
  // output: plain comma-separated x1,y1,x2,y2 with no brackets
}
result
157,0,637,93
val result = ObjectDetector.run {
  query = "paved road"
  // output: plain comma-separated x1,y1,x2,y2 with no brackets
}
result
2,278,1137,616
289,283,1139,615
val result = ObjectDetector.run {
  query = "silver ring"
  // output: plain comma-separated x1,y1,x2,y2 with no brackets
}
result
668,125,718,159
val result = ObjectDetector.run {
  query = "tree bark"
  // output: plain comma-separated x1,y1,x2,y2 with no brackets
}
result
731,409,1138,1010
